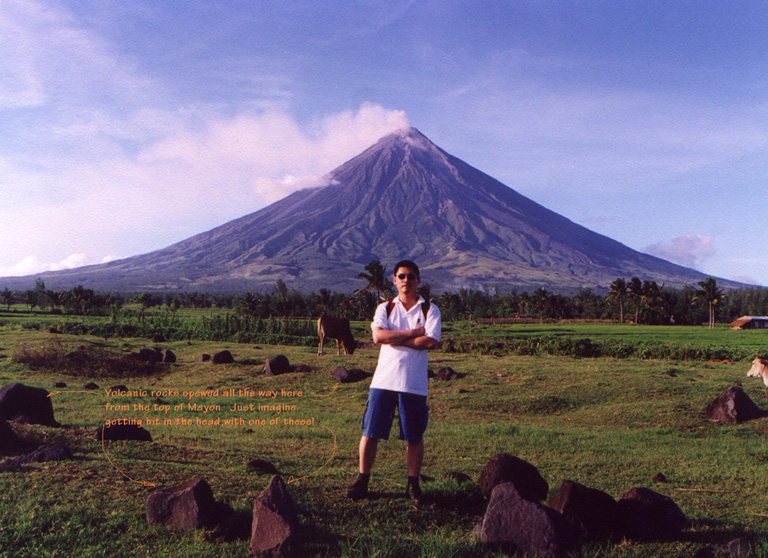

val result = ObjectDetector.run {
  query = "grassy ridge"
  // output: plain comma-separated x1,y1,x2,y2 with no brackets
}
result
2,326,768,556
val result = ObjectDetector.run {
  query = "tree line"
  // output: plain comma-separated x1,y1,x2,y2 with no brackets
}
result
2,268,765,326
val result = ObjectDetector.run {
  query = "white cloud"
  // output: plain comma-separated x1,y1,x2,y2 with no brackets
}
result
137,101,409,206
0,253,118,278
0,102,410,276
645,234,716,269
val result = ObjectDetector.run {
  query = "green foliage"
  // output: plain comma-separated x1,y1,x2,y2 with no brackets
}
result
4,278,768,326
12,340,160,378
441,333,753,362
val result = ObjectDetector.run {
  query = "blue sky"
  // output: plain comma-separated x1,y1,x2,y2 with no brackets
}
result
2,1,767,287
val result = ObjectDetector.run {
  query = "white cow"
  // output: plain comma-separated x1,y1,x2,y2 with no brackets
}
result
746,357,768,387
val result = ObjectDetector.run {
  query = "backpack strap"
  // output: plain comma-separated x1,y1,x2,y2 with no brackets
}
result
386,299,395,318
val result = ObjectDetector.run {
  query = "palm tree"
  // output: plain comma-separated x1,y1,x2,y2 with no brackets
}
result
607,278,627,323
1,288,14,311
236,293,259,316
641,280,662,324
695,277,723,329
357,260,393,302
132,292,155,322
627,277,644,324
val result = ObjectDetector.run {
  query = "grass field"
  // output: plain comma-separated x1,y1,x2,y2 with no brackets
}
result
2,322,768,557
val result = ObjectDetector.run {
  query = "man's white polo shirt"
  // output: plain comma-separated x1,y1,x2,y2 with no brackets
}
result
369,296,441,397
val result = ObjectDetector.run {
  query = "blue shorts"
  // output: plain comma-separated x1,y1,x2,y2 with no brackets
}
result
361,388,429,443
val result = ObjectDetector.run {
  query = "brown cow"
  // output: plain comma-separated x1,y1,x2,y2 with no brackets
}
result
317,316,357,355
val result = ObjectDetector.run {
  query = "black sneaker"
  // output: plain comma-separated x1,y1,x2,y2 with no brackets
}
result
345,476,369,500
405,479,424,504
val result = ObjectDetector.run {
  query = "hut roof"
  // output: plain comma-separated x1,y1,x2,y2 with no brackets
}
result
729,315,768,329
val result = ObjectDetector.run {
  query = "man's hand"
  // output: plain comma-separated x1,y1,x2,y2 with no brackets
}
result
372,326,426,346
399,335,439,351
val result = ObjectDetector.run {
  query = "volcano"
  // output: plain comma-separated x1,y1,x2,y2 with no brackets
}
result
1,127,738,293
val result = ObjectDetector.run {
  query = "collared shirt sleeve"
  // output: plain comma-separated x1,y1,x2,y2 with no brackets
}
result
425,304,441,343
371,301,390,331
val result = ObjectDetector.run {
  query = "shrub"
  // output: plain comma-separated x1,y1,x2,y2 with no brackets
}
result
13,341,160,378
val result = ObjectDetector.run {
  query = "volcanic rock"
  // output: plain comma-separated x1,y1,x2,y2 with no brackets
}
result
137,348,163,363
212,350,235,364
146,477,231,530
480,482,578,558
264,355,291,375
94,423,153,442
329,366,371,383
617,487,686,541
436,366,461,381
478,453,548,501
548,480,619,542
250,475,301,557
0,418,25,455
247,458,279,475
704,386,764,424
0,383,60,427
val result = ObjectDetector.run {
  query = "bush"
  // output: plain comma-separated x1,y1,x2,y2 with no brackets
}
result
13,341,160,378
440,335,750,362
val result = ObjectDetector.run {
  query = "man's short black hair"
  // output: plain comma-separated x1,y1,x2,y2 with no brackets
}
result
393,260,420,278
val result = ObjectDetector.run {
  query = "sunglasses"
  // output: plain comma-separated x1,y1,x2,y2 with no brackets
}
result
396,273,418,281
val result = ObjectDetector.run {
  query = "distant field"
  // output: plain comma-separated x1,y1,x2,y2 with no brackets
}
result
447,321,768,353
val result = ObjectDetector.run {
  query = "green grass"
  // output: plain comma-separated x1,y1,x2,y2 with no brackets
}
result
458,321,768,350
2,326,768,556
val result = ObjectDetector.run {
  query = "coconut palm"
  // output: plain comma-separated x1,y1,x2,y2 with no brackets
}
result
695,277,723,329
627,277,644,324
357,260,393,302
607,278,628,323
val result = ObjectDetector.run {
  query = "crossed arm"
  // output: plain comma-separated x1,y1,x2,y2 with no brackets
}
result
372,326,439,350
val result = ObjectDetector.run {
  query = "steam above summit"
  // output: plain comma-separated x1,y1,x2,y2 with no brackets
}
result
1,127,737,292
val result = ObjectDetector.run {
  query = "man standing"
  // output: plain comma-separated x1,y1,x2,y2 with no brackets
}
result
345,260,441,503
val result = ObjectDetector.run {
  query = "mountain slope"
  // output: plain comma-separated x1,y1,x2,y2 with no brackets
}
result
1,128,739,293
